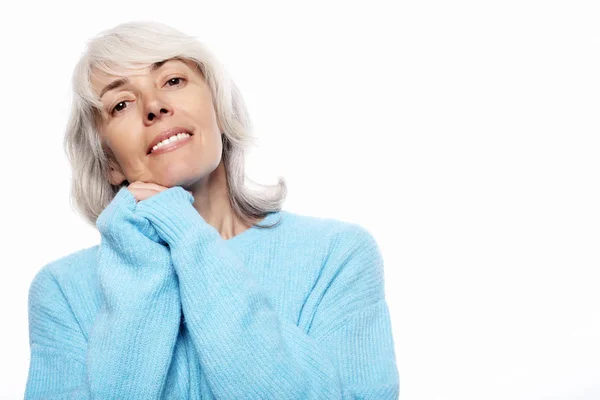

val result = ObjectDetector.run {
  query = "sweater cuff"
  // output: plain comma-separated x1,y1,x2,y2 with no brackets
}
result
95,186,137,232
135,186,210,246
96,186,167,244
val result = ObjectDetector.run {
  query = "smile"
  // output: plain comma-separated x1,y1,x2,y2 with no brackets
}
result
149,133,193,156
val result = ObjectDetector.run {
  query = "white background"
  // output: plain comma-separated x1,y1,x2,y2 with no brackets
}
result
1,0,598,399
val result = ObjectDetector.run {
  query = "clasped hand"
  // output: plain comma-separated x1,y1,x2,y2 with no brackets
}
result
127,180,193,202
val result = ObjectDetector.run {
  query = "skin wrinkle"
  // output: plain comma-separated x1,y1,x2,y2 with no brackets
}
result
91,58,260,240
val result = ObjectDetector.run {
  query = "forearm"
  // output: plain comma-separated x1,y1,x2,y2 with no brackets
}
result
88,186,181,398
87,244,181,398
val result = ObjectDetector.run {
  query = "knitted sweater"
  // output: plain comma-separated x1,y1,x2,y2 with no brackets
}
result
25,186,399,399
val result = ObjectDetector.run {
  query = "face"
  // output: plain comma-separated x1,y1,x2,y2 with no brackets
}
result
91,58,223,189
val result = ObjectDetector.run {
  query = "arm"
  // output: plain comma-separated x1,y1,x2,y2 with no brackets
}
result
25,187,181,399
136,187,400,400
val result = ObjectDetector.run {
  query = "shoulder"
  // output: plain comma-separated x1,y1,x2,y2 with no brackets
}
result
29,245,99,300
28,246,98,351
279,211,388,336
278,210,381,253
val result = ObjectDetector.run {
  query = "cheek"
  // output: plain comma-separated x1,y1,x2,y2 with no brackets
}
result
180,99,218,126
105,130,144,162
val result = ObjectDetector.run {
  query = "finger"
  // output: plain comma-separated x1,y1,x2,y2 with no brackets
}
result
129,181,169,192
143,183,170,192
128,181,145,189
129,188,160,202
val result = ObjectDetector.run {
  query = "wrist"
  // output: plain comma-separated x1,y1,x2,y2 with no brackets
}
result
136,186,207,245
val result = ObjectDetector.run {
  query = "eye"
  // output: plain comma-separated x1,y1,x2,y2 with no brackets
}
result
111,100,130,115
165,77,185,86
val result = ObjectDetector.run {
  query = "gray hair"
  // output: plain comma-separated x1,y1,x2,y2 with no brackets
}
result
64,21,287,229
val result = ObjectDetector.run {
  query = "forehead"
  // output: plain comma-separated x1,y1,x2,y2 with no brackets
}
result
90,58,197,94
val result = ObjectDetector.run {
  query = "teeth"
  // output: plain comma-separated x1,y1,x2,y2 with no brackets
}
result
151,133,191,153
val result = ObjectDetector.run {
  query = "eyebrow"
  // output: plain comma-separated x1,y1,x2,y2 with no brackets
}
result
99,59,170,99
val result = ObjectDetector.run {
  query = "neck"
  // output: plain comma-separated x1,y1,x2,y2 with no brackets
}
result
187,160,251,240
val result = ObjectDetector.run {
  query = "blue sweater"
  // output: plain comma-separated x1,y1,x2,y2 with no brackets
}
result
25,186,399,399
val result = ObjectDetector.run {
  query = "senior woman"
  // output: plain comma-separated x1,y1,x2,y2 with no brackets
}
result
25,21,399,399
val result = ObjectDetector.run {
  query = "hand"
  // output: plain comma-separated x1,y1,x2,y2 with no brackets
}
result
127,181,194,202
96,183,170,250
127,181,170,202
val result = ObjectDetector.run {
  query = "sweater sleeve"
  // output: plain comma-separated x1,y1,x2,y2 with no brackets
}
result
136,186,400,400
25,187,181,399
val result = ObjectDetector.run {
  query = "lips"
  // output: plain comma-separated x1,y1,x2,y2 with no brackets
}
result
147,127,193,155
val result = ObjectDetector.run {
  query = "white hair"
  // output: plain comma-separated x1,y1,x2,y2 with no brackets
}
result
64,20,287,228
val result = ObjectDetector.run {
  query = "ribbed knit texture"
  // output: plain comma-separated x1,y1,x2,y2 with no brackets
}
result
25,186,399,399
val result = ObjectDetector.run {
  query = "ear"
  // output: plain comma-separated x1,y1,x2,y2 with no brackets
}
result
107,159,128,186
101,137,128,186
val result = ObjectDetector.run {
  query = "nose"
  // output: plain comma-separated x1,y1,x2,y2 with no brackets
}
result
143,94,173,124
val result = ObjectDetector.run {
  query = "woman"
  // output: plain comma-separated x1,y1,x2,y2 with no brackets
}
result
25,21,399,399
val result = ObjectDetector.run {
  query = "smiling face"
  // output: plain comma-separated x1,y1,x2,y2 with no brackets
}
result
91,58,223,189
